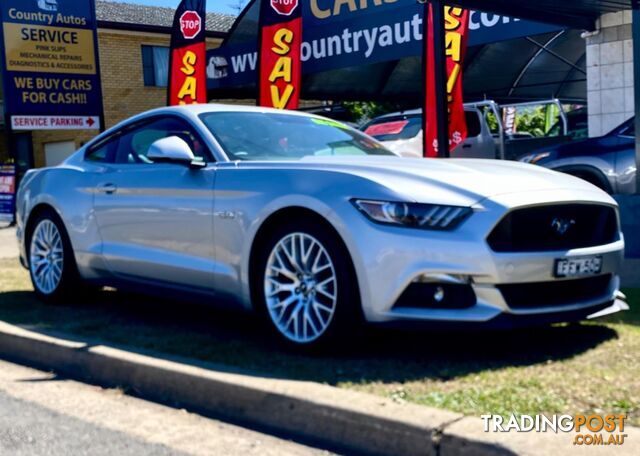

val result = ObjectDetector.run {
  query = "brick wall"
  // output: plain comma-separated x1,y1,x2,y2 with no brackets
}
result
29,29,222,167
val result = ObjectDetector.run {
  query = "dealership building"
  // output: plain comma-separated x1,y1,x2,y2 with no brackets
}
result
0,1,232,169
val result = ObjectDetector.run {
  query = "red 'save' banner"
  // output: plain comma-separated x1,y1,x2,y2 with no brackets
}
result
168,0,207,106
258,0,302,110
424,6,470,157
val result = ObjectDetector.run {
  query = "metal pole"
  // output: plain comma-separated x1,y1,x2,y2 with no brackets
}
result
431,0,450,158
633,3,640,195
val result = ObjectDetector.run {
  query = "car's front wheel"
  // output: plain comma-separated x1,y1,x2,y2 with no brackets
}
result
255,220,360,349
27,210,82,302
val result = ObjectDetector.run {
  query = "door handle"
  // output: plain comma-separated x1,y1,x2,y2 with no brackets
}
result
98,183,117,194
462,144,472,149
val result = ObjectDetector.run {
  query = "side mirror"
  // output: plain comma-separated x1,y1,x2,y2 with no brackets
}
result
147,136,206,168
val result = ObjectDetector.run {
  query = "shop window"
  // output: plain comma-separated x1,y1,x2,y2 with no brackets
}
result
141,45,170,87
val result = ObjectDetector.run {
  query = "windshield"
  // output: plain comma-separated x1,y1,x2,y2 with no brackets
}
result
547,108,588,139
199,112,394,161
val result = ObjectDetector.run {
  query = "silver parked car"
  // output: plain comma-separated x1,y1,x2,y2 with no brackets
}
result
361,107,497,159
16,105,627,348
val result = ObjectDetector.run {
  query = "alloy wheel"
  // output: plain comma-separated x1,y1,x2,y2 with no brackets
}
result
263,232,338,343
30,219,64,295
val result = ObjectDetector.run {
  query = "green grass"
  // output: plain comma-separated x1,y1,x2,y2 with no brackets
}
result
1,258,638,425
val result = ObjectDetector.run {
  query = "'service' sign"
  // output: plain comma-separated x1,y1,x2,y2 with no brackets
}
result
0,0,103,130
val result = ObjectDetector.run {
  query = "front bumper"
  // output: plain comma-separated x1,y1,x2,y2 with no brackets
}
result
342,191,626,326
371,297,629,330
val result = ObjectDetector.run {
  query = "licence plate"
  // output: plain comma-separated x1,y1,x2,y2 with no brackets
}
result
554,256,603,278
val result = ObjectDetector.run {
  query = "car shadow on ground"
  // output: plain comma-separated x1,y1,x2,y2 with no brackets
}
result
0,288,623,386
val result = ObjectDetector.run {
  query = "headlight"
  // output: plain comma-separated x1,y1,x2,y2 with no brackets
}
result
352,199,472,230
519,152,551,164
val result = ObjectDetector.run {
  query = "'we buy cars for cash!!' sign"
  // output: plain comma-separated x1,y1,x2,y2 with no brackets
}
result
0,0,103,130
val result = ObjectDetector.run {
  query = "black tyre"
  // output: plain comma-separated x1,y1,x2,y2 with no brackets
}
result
27,209,84,302
253,219,361,349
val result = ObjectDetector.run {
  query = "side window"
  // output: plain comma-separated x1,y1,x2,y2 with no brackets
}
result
85,135,119,163
465,111,482,137
115,117,210,164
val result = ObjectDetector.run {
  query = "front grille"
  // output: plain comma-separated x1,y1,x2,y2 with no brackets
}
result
497,275,612,309
487,204,618,252
394,282,476,310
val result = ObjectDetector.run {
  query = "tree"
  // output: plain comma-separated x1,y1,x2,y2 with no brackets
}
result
228,0,248,15
342,101,413,125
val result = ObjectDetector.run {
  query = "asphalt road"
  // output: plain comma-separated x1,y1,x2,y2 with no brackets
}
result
0,359,331,456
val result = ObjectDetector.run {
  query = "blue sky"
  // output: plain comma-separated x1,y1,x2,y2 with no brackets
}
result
107,0,245,16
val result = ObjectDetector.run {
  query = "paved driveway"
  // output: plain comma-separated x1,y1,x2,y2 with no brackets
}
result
0,359,326,456
0,226,18,260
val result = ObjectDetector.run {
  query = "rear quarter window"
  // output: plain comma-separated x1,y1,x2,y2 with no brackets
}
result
85,136,119,163
363,115,422,141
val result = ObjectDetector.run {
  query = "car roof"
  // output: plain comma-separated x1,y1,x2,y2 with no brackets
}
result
373,106,476,120
141,103,317,118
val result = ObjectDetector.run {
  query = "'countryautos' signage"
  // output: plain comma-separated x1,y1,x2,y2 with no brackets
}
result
0,0,103,130
207,0,563,89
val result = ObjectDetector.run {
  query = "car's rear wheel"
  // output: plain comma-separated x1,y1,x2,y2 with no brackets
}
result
254,220,360,349
27,210,83,302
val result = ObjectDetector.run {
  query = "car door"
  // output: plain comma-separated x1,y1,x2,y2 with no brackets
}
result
456,109,495,158
92,115,217,291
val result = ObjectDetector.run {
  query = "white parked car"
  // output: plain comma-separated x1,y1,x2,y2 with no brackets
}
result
362,107,497,159
16,104,627,349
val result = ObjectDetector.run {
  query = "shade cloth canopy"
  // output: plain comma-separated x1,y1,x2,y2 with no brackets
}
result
207,0,593,103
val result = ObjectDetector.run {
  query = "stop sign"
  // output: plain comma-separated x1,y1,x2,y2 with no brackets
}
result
270,0,299,16
180,10,202,39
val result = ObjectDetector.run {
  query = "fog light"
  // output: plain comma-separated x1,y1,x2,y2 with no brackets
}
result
393,282,477,310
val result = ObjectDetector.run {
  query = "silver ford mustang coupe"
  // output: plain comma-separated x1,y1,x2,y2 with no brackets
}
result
16,105,628,348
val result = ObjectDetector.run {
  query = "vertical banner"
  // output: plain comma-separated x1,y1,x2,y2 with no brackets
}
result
0,0,104,130
258,0,302,110
168,0,207,106
0,164,16,224
424,5,470,157
503,106,518,136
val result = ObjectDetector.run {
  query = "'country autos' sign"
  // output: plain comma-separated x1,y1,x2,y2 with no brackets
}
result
0,0,104,130
207,0,563,90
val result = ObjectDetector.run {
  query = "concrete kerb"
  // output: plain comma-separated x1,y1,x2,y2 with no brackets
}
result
0,321,637,455
0,321,459,455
